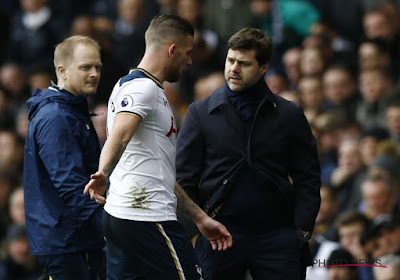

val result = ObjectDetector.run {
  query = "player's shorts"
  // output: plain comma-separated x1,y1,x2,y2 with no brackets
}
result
103,211,204,280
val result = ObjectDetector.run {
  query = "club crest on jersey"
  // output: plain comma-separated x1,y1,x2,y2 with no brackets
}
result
121,95,134,108
166,116,176,137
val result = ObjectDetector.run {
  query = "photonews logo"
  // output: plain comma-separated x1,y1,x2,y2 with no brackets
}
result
314,258,387,268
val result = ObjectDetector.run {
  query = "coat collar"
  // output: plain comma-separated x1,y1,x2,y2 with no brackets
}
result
207,83,277,114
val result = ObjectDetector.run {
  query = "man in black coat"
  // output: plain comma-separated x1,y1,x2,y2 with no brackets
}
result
176,27,321,280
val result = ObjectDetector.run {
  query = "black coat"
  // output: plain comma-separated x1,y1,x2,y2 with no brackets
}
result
176,83,321,232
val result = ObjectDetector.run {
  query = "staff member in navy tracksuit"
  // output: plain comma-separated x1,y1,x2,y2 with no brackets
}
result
176,27,321,280
23,35,105,280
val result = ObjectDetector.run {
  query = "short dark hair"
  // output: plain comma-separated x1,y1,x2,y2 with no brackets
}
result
336,210,370,229
227,27,273,66
145,14,194,47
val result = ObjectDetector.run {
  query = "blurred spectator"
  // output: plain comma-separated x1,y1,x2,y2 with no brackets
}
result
112,0,147,71
327,248,360,280
26,64,52,93
0,172,17,241
336,211,372,279
264,68,289,94
0,224,43,280
368,214,400,259
309,0,364,44
193,71,225,101
0,85,15,130
314,184,339,240
330,137,366,214
373,253,400,280
299,47,326,77
358,40,390,73
313,110,348,185
70,14,96,37
376,138,400,158
360,173,399,220
8,186,25,226
358,126,390,167
379,1,400,31
250,0,320,68
362,7,400,79
15,108,29,140
50,0,97,22
157,0,178,14
177,0,223,70
306,184,340,280
307,231,340,280
282,47,301,89
368,143,400,181
309,211,369,280
90,0,119,19
92,16,126,103
7,0,68,68
386,96,400,152
302,34,333,64
0,63,29,110
356,68,395,130
177,0,225,103
298,76,324,123
0,130,24,179
363,7,396,42
203,0,253,42
278,90,301,104
310,21,357,71
368,150,400,211
322,65,360,118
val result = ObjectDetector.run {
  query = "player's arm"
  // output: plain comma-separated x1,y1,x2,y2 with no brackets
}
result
83,113,140,202
175,182,232,251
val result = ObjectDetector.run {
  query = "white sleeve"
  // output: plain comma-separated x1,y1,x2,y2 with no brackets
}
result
114,79,157,120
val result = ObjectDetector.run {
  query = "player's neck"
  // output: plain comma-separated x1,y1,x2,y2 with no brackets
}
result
137,52,166,83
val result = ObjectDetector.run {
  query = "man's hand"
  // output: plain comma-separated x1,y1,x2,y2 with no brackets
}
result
195,214,233,251
83,171,107,204
174,182,233,251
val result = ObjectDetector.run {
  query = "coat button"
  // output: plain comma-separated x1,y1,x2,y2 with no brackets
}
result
223,179,228,184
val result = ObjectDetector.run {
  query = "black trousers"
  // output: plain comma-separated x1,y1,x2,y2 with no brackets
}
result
194,226,302,280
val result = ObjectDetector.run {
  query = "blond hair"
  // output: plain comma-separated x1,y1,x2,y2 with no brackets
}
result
54,35,100,68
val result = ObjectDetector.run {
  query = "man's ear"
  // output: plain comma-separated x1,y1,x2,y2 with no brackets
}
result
57,65,67,80
168,44,176,57
260,63,269,76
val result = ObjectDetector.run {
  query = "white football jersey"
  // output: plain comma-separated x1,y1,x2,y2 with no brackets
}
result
104,68,178,222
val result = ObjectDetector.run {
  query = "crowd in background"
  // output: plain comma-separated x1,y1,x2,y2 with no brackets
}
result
1,0,400,279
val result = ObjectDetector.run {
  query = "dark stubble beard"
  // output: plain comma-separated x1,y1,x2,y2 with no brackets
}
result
165,70,180,83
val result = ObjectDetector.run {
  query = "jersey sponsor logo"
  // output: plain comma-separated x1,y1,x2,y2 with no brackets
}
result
166,116,176,137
